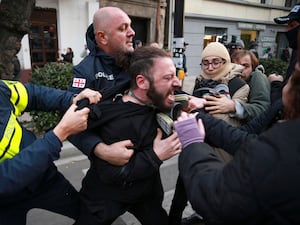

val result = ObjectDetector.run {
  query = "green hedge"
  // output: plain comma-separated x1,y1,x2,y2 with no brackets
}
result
29,62,73,134
259,58,288,78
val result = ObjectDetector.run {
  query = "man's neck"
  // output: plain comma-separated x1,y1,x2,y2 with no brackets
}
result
124,89,152,106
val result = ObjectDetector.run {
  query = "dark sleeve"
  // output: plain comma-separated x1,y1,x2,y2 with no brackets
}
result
67,131,102,157
0,131,62,195
196,110,257,155
270,81,283,105
25,83,73,112
240,99,283,134
179,142,261,224
240,72,271,120
95,149,162,184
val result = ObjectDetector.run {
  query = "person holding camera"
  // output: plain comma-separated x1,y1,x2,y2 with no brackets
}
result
193,42,249,128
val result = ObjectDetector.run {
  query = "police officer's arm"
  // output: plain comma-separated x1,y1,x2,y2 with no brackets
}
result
0,104,90,194
26,83,102,157
25,83,101,112
25,83,102,157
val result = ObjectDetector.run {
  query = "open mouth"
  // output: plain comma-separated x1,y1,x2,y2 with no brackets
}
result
167,91,175,104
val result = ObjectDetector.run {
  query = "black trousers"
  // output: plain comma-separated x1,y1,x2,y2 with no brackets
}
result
168,176,188,225
0,172,80,225
75,193,168,225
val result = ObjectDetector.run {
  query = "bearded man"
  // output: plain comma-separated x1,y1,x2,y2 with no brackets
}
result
75,47,183,225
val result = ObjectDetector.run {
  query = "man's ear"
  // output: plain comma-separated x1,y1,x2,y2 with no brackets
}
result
95,31,108,45
136,75,149,90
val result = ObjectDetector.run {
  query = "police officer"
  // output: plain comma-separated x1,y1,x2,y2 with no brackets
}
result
0,79,100,225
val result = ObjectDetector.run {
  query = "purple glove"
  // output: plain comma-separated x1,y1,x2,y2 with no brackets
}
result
174,117,205,148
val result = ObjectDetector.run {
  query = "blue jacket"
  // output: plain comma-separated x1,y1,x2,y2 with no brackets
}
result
68,24,130,94
67,24,131,155
0,80,73,196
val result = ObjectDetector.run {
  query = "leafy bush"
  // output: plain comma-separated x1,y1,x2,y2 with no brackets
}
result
259,58,288,78
29,62,73,134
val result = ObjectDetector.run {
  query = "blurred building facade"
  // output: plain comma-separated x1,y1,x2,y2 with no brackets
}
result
17,0,297,81
182,0,299,76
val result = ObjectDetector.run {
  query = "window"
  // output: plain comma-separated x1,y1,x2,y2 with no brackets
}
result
285,0,297,7
204,27,227,48
29,8,58,67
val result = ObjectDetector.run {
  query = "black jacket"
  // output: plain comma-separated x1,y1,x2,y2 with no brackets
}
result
270,50,297,104
179,119,300,225
195,99,283,155
80,99,164,212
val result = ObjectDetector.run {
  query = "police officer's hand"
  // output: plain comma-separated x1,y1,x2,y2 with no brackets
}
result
93,140,134,166
73,88,102,105
53,104,90,142
153,128,182,161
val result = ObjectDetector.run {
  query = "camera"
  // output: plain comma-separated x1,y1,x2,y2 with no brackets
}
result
193,84,230,99
156,94,189,136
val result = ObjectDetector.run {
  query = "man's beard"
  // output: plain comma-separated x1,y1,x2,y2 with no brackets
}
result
147,82,173,112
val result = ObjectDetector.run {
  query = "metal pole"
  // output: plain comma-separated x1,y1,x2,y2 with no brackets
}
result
174,0,184,38
172,0,185,85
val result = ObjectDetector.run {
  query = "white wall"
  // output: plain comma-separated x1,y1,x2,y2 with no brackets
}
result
57,0,99,65
19,0,99,71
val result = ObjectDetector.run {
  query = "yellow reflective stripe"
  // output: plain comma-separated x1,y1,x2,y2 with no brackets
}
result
2,80,28,116
0,113,22,162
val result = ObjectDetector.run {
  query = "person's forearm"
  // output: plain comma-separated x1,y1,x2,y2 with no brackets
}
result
96,149,161,184
0,131,61,194
68,131,101,157
25,84,73,112
196,110,256,154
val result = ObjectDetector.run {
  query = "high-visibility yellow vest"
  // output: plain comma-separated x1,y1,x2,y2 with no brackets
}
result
0,80,28,162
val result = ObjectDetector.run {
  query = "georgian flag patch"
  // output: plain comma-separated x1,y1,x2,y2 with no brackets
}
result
72,78,86,88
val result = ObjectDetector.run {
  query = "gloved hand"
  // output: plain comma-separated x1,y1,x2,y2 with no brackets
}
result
174,112,205,148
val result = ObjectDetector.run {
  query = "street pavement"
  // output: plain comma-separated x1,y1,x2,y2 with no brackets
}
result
26,76,197,225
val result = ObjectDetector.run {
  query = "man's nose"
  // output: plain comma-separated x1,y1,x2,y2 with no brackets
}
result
173,76,181,88
128,26,135,36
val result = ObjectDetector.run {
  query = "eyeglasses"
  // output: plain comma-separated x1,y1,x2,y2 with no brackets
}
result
200,58,226,69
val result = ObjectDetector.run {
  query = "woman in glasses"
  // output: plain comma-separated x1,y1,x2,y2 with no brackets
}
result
169,42,250,225
193,42,249,127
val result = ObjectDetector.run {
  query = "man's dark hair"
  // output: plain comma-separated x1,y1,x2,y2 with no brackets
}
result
129,46,168,89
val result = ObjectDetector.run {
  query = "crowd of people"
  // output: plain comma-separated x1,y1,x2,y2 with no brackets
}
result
1,3,300,225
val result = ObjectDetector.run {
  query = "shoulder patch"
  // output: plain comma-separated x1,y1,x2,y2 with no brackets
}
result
72,78,86,88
